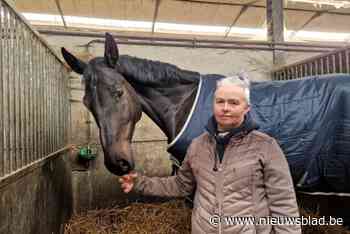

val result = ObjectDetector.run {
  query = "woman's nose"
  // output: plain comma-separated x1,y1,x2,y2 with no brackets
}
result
223,102,228,111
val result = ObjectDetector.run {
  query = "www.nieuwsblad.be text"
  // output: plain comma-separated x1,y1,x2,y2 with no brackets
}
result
209,215,343,226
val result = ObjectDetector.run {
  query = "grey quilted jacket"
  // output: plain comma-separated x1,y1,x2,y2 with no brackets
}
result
133,130,301,234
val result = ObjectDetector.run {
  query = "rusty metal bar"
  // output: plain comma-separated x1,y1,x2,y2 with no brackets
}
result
14,15,21,169
39,43,44,159
27,32,32,163
44,49,49,156
38,29,340,54
325,56,330,74
310,62,314,76
50,56,53,153
0,1,4,177
56,64,59,149
10,11,16,171
66,69,70,144
19,22,25,168
34,39,39,160
314,61,318,75
38,29,341,49
54,63,58,150
24,28,29,166
346,51,350,73
48,55,51,153
339,52,344,73
320,58,324,74
296,65,300,78
53,57,56,151
300,65,304,77
332,54,336,73
30,35,34,163
61,68,64,146
4,6,10,174
58,66,62,147
35,40,40,160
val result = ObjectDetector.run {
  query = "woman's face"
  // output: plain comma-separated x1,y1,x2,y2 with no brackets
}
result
213,84,250,131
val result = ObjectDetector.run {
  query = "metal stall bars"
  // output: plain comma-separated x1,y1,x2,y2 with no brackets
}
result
272,46,350,80
0,0,70,182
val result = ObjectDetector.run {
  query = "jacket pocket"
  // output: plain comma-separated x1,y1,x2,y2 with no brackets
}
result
226,164,254,197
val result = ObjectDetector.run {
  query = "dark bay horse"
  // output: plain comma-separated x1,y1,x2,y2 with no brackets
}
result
63,33,350,194
62,45,142,176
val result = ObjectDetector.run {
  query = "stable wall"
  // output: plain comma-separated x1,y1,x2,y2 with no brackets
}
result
0,153,72,234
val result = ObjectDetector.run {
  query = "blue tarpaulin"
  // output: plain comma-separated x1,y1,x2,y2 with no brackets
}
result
168,74,350,193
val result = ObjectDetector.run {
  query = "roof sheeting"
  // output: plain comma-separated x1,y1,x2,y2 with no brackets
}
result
13,0,350,40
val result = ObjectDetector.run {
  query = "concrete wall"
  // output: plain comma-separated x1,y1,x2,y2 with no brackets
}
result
0,153,72,234
42,33,322,213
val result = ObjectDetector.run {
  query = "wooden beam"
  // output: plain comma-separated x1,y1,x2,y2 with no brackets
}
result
267,0,285,66
54,0,67,28
173,0,350,17
224,0,260,38
267,0,284,43
288,12,324,39
295,12,323,34
152,0,161,34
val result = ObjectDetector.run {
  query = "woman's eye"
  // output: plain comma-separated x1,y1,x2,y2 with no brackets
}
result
228,100,239,105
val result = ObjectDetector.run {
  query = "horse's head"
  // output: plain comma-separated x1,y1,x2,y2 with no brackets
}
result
61,34,142,176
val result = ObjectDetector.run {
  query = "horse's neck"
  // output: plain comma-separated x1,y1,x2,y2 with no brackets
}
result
118,55,200,142
130,79,199,143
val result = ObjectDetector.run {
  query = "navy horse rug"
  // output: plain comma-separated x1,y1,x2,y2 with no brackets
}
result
168,74,350,193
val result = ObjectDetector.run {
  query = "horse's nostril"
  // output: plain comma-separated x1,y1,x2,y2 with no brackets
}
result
117,159,131,171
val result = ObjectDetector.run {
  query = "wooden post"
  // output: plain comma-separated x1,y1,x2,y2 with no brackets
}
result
267,0,286,67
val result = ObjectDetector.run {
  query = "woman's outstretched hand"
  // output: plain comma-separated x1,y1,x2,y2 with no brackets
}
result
119,171,138,193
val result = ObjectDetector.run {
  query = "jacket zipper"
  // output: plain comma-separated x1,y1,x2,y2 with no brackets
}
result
218,162,223,234
212,136,237,234
218,140,240,234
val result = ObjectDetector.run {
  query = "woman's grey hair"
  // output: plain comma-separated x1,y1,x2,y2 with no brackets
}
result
216,73,251,105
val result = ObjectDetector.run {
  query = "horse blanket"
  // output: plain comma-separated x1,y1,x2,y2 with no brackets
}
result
168,74,350,193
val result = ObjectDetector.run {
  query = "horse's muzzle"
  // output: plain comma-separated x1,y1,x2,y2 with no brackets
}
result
105,158,134,176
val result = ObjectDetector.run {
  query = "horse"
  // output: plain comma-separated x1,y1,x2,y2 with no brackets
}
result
62,33,350,194
61,44,142,176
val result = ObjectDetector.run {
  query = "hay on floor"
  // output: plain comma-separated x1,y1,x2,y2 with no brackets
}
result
64,199,350,234
64,199,191,234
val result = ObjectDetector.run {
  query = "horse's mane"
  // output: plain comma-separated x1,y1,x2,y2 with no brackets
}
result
118,55,200,85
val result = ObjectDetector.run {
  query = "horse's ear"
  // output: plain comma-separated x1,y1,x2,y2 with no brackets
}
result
61,47,86,74
104,32,119,68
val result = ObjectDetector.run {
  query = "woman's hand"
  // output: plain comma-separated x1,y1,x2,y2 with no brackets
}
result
118,171,138,193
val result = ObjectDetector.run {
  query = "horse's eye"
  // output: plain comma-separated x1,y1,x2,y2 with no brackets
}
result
116,88,123,97
111,87,123,99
